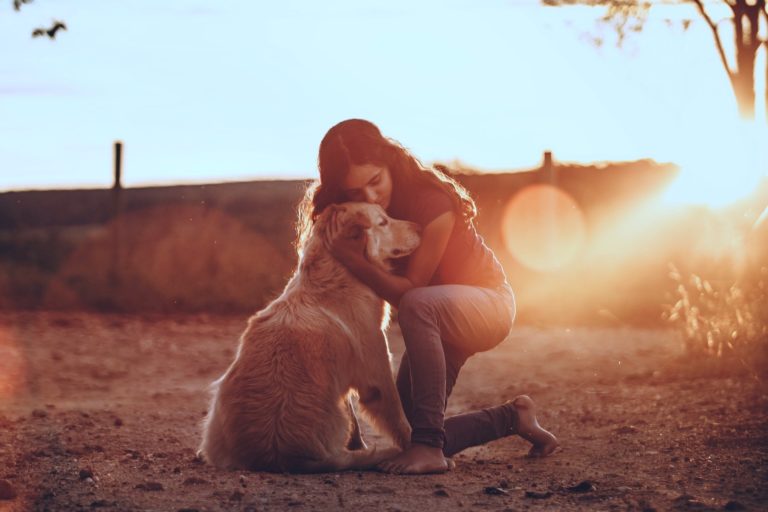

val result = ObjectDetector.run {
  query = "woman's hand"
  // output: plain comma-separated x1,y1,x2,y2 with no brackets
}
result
328,210,369,269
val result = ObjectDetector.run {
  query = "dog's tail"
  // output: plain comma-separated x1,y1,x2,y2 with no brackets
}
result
291,446,400,473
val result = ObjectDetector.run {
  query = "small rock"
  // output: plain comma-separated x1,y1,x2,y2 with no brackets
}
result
0,480,17,500
31,409,48,419
613,425,639,435
114,418,123,427
135,482,164,491
723,501,746,511
566,480,596,493
90,500,112,508
484,486,509,495
617,486,632,492
498,479,510,489
525,490,553,499
433,489,449,497
229,491,244,501
79,468,94,480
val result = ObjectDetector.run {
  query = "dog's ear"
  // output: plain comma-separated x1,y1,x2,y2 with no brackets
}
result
341,210,373,240
343,224,365,240
352,210,372,229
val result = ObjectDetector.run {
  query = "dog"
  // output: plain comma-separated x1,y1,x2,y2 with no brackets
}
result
198,202,420,472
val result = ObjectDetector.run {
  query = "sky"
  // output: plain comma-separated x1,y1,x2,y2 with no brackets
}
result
0,0,765,192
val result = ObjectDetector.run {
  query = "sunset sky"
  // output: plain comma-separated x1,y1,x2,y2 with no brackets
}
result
1,0,765,193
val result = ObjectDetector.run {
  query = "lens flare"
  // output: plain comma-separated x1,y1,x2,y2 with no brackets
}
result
501,184,587,272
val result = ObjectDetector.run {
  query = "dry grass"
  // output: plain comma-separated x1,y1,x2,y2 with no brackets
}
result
664,263,767,377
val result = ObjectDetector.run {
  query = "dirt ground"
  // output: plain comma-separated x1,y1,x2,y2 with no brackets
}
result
0,311,766,511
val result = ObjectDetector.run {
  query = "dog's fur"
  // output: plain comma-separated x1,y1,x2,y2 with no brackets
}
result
198,202,420,472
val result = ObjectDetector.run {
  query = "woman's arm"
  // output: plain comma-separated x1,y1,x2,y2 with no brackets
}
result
331,211,456,307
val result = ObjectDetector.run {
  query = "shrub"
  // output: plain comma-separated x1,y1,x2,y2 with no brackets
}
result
664,263,767,374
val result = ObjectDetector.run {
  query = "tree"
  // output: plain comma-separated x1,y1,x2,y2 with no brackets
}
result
542,0,768,121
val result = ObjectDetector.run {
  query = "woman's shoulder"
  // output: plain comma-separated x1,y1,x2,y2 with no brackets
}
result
405,182,455,225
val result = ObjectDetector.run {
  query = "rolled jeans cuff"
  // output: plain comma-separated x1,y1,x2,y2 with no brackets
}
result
411,427,445,449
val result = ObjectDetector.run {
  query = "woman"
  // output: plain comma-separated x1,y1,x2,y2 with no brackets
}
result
296,119,559,474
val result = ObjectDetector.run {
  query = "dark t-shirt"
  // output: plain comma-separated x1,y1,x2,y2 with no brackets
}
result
388,184,507,289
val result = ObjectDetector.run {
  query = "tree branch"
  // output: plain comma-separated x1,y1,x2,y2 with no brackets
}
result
691,0,734,80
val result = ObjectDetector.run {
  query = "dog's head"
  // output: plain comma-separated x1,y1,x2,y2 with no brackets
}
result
325,202,421,269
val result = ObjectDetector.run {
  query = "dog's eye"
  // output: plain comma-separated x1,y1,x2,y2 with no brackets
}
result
379,218,388,227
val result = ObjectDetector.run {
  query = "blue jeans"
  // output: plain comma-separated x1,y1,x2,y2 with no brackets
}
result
396,283,517,456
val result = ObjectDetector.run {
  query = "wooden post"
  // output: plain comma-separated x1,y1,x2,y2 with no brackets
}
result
110,141,124,288
541,150,555,185
113,141,123,190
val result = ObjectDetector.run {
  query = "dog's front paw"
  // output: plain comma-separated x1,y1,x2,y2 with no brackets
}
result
395,424,412,450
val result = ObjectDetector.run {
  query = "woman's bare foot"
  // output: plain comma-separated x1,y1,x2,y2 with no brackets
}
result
377,443,451,474
512,395,560,457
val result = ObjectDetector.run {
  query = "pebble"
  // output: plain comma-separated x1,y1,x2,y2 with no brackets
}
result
31,409,48,419
484,486,509,495
723,501,746,511
433,489,449,497
0,480,17,500
79,468,94,480
566,480,597,493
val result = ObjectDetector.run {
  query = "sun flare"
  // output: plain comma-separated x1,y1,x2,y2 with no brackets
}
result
660,120,768,209
501,184,587,272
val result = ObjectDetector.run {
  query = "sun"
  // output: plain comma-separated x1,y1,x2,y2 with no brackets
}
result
659,120,767,209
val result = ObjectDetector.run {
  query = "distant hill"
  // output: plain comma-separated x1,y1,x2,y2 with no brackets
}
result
5,160,737,324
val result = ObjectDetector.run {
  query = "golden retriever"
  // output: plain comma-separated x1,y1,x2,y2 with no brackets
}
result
198,202,420,472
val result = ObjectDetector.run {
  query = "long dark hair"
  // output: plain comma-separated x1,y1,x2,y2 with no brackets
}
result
296,119,476,254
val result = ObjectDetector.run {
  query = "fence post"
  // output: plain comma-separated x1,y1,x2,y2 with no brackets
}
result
110,141,123,288
541,150,555,185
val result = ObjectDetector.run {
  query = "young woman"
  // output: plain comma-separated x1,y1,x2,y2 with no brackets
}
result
297,119,559,474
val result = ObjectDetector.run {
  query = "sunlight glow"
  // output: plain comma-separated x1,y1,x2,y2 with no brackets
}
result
660,120,768,209
501,185,587,272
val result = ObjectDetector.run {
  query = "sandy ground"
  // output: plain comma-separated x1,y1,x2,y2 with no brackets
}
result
0,311,766,511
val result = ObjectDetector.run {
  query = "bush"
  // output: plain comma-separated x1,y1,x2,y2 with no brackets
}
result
664,263,767,375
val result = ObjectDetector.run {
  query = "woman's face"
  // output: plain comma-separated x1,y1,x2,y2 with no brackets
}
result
341,163,393,210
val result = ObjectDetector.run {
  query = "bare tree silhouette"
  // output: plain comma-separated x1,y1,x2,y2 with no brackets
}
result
543,0,768,122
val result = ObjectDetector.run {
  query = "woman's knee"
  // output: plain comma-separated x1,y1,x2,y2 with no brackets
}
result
397,287,437,326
